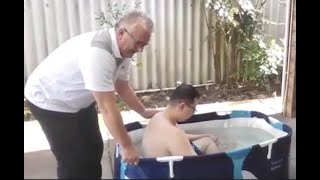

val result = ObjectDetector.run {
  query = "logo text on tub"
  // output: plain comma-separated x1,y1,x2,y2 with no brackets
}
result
270,158,283,171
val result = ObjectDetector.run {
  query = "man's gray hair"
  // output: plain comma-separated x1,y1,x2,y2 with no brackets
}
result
115,10,154,32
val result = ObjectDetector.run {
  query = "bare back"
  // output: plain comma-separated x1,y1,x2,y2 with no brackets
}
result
142,112,197,158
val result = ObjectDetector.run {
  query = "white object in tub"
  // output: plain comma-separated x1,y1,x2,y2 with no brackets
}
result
259,138,277,159
157,156,184,178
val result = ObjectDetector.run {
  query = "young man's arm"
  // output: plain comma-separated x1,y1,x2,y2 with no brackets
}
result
186,133,219,143
168,129,198,156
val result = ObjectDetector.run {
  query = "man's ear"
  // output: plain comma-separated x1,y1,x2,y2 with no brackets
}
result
178,101,185,110
117,28,125,38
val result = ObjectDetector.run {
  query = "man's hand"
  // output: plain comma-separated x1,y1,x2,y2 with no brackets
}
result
140,109,162,119
121,145,140,165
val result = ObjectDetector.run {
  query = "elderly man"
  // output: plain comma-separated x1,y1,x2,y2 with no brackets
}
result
24,10,159,179
142,84,219,158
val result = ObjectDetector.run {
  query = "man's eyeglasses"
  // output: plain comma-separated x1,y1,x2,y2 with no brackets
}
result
124,28,149,48
185,103,197,113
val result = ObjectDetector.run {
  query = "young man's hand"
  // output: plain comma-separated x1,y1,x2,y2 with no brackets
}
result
206,134,219,145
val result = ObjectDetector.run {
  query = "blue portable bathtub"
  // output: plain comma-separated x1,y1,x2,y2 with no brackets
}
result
113,110,292,179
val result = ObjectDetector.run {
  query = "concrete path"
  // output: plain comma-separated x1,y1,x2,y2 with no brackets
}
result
24,97,296,179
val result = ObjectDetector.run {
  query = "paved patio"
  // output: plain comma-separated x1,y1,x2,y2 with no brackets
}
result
24,97,296,179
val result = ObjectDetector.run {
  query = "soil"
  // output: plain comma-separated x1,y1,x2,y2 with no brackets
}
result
24,83,281,121
118,83,281,110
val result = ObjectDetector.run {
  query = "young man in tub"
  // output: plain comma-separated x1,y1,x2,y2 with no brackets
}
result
142,83,220,158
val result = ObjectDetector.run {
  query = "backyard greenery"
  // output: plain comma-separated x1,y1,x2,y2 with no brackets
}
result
95,0,284,89
205,0,283,89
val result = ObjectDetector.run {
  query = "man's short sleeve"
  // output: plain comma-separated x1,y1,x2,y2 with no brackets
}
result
79,47,116,92
117,59,132,81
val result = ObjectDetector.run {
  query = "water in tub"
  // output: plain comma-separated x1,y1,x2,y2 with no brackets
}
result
129,118,282,155
188,127,275,152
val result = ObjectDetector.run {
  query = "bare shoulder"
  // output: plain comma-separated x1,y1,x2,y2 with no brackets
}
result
169,128,187,140
144,113,171,138
146,112,168,128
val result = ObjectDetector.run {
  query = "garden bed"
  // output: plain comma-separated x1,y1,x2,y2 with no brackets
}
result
24,83,280,121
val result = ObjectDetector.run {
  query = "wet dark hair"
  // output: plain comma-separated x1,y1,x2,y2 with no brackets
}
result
169,83,201,105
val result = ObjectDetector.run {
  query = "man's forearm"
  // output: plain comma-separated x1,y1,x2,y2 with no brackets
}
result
100,107,134,149
118,86,145,115
92,90,136,150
